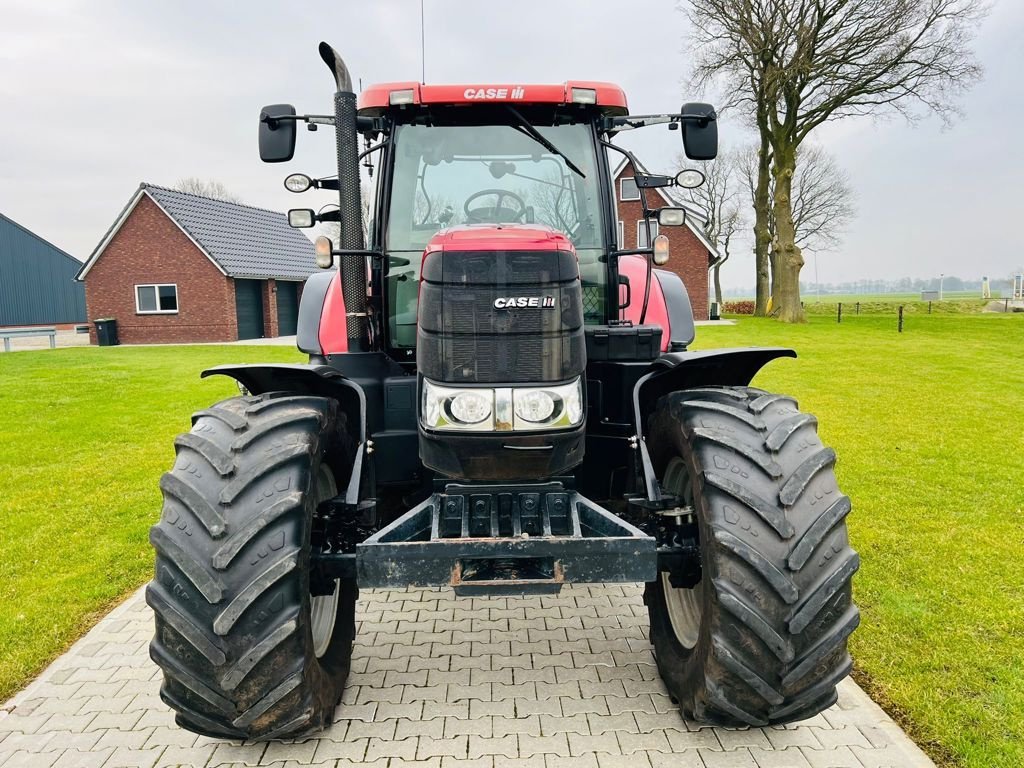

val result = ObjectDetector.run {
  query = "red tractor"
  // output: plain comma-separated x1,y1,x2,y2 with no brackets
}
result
148,43,858,740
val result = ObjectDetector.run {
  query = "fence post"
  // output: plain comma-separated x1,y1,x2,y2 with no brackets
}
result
898,305,904,333
856,301,860,315
928,301,932,314
837,303,842,323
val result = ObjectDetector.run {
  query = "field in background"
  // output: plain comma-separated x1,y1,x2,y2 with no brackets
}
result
2,314,1022,766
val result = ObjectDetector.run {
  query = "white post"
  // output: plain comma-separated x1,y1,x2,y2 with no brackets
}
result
939,273,944,301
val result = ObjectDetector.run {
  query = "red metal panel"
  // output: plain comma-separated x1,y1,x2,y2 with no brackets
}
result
318,270,348,354
359,81,628,115
424,224,576,254
617,254,670,352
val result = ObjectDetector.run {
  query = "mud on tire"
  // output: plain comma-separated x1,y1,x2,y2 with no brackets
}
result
645,386,859,726
147,392,356,740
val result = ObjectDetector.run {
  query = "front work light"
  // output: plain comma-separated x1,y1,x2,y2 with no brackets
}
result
570,87,597,105
284,173,313,193
675,168,705,189
389,89,416,105
314,236,334,269
288,209,315,228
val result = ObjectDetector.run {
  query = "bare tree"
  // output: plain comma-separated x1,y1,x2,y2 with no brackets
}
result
786,145,856,253
677,150,745,306
173,177,243,203
687,0,987,321
739,143,855,297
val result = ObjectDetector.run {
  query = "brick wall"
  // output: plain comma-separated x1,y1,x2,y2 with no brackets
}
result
614,169,711,320
83,194,238,344
263,279,279,338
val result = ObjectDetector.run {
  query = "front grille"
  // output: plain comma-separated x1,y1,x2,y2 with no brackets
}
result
418,249,586,384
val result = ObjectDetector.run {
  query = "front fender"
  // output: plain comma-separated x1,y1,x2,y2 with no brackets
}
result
630,347,795,500
202,363,367,441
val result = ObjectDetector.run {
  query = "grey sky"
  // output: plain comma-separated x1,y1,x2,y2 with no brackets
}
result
1,0,1020,289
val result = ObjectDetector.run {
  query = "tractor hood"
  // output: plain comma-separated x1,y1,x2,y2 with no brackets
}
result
423,224,576,255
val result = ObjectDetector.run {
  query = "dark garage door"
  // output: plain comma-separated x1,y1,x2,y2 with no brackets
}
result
277,281,299,336
235,279,265,340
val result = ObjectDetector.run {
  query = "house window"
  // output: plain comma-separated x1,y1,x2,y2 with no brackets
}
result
617,220,624,249
637,220,659,248
136,284,178,314
619,177,640,201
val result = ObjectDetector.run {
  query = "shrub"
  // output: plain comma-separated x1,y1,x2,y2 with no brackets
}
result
722,300,755,314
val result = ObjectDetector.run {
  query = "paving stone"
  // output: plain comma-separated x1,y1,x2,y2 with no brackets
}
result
799,745,864,768
748,746,813,767
1,585,933,768
716,728,772,751
518,733,571,758
567,732,620,756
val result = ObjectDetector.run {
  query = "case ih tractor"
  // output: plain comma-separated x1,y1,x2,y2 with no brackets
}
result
148,43,858,740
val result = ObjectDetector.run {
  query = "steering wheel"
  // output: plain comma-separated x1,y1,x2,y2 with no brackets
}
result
464,189,528,224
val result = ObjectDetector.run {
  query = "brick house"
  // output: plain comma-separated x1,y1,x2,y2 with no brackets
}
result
612,159,717,319
76,183,316,344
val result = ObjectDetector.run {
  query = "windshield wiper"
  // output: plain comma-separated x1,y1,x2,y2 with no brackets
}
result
504,105,586,178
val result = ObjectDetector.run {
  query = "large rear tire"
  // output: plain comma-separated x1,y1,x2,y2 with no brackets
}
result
645,386,859,726
147,393,357,740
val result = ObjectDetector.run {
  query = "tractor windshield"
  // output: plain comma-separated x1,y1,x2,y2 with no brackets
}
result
385,121,607,347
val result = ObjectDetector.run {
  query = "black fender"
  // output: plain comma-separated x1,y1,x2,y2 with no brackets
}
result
631,347,796,500
202,363,369,505
202,363,367,442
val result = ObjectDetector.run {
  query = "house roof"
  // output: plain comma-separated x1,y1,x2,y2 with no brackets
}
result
76,183,316,281
610,157,719,259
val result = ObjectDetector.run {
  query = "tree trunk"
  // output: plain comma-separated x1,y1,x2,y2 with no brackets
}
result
772,145,806,322
713,263,723,306
752,126,772,316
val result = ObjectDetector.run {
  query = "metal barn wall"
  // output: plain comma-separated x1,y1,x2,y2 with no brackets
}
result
0,213,86,326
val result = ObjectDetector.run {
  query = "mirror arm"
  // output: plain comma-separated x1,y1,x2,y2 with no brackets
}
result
603,111,718,133
260,113,386,134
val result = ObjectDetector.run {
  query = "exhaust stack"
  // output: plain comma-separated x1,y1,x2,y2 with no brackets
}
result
318,41,368,352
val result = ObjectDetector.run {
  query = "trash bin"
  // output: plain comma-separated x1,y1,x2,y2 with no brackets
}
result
94,318,119,347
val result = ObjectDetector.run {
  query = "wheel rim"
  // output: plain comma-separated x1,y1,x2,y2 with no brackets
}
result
310,464,339,659
661,457,702,650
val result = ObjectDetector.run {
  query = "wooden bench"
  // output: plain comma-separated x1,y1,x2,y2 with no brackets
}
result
1,326,57,352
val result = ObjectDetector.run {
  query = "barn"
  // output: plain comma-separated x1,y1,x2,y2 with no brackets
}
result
75,183,316,344
0,212,86,329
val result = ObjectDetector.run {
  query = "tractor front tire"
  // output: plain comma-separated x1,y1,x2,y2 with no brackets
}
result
645,386,859,726
147,393,356,740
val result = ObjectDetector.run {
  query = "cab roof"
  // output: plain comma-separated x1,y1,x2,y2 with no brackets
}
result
358,81,628,117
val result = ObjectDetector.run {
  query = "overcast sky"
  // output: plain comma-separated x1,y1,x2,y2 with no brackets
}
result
1,0,1020,289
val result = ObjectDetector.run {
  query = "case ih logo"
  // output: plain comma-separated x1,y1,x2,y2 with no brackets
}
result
463,86,526,100
494,296,555,309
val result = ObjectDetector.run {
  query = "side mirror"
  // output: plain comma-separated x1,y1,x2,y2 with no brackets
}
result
681,102,718,161
259,104,297,163
657,207,687,227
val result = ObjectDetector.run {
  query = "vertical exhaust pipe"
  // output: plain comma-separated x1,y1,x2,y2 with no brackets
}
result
318,41,369,352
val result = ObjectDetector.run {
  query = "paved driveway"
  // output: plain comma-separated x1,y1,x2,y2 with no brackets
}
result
0,584,933,768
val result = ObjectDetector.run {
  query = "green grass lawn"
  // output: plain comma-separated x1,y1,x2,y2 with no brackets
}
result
0,344,302,704
2,316,1022,766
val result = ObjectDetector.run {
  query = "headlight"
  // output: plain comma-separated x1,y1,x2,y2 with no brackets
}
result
514,391,555,423
448,391,492,424
421,378,584,432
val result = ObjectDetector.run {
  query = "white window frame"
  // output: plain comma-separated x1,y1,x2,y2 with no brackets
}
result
619,177,640,202
637,220,659,248
617,220,624,249
135,283,179,314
